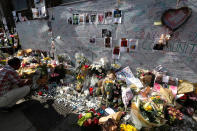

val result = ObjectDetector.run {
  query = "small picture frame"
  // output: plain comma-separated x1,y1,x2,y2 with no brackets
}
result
120,38,128,52
104,37,112,48
102,29,112,38
113,9,122,24
112,47,120,59
128,39,138,52
73,14,79,25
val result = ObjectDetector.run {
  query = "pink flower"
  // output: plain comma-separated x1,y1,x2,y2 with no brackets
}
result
51,73,59,77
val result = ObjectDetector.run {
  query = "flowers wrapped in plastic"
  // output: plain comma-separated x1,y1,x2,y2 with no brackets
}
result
77,108,101,127
130,96,166,130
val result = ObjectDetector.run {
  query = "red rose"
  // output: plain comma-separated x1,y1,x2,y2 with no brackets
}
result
97,112,101,116
22,63,26,67
83,120,89,127
44,86,48,90
78,114,83,119
38,91,43,96
180,94,187,100
89,108,96,113
93,117,99,124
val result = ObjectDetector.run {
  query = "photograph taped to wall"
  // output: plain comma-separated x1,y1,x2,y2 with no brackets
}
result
113,9,122,24
104,37,112,48
120,38,128,52
32,8,39,18
112,47,120,59
102,29,112,38
67,15,73,24
79,14,85,24
41,6,47,17
129,39,138,52
85,13,90,24
73,14,79,25
90,14,97,24
98,13,104,24
105,11,113,24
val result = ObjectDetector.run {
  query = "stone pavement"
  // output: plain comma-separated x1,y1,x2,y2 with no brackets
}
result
0,98,81,131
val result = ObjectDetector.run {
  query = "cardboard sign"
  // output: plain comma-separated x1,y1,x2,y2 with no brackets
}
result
161,7,192,31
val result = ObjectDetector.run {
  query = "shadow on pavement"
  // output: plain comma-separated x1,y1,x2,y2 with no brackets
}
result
21,99,65,131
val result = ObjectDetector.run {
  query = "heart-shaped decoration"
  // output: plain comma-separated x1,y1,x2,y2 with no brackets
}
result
161,7,192,31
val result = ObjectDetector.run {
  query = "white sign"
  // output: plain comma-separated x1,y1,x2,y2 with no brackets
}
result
116,66,143,88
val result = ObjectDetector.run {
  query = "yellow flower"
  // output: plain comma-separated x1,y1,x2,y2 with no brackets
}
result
81,75,84,80
105,80,113,84
44,57,51,61
0,60,7,62
77,74,85,80
120,124,137,131
143,102,152,111
151,97,155,100
77,75,81,79
145,105,152,111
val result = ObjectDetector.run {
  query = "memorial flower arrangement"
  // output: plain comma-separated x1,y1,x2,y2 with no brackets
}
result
77,108,101,127
139,96,166,124
167,106,183,124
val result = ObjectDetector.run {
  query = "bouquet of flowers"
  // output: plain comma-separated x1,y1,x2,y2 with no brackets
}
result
130,96,166,130
75,53,88,72
166,106,183,124
77,108,101,127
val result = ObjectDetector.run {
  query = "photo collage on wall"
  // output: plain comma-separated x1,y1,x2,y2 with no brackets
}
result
67,9,122,25
111,38,138,60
